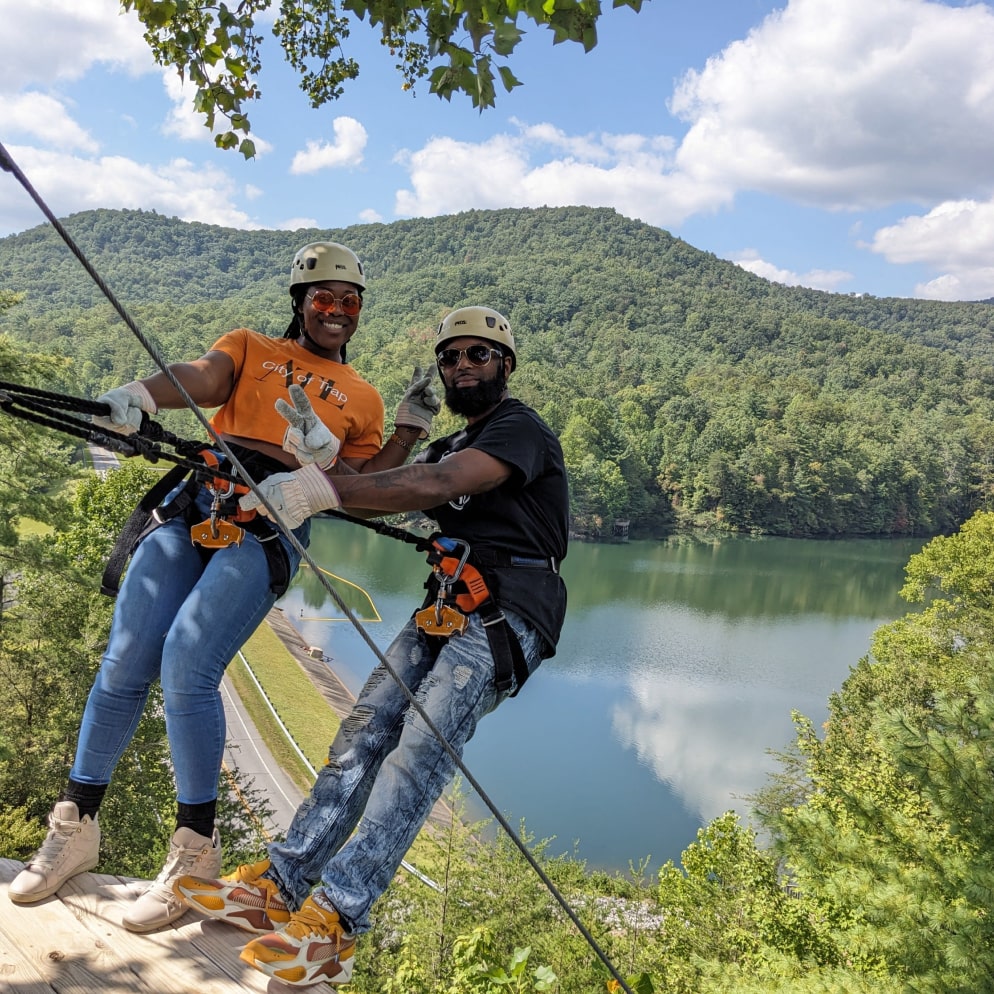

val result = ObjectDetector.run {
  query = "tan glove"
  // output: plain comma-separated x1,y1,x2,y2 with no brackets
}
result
238,464,341,530
92,381,157,436
394,365,441,439
276,384,342,469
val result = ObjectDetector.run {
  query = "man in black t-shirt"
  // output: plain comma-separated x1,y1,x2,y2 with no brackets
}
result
176,306,569,987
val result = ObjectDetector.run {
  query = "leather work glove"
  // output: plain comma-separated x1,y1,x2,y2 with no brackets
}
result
394,365,441,439
238,464,341,530
276,383,342,469
92,381,157,436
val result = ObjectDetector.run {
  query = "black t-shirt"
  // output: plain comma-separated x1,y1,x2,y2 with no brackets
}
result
417,397,569,656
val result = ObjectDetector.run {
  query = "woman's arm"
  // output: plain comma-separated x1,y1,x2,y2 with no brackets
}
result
338,423,424,475
138,351,236,410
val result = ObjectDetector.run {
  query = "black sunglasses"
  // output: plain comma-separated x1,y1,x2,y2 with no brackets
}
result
436,345,503,370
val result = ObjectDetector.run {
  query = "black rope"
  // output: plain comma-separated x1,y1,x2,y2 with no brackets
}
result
0,141,635,994
0,380,214,470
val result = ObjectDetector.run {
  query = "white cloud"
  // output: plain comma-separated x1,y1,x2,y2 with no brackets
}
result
733,250,853,292
0,0,151,90
159,70,273,155
0,145,258,235
612,672,786,827
277,216,320,231
671,0,994,209
870,196,994,300
161,71,215,143
0,92,98,153
393,127,723,228
914,270,994,301
359,208,384,223
290,118,368,174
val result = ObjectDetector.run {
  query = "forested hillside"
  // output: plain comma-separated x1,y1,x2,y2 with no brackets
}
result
3,205,993,539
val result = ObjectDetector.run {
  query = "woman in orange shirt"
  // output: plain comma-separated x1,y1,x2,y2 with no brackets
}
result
9,241,439,934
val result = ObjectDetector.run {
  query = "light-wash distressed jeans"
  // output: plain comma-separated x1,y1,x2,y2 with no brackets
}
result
71,485,307,804
266,607,545,932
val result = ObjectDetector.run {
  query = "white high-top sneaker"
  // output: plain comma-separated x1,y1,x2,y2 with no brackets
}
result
122,826,222,933
9,801,101,904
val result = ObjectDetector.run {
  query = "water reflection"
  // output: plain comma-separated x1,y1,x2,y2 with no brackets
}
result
278,522,926,872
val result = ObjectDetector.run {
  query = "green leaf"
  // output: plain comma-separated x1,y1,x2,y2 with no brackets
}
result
492,20,524,55
498,65,521,92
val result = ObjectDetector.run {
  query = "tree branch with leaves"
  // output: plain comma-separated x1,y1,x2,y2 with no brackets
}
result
121,0,645,157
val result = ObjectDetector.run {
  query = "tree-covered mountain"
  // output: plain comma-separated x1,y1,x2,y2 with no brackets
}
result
2,205,993,539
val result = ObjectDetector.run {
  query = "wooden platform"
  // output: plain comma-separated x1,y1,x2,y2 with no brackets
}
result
0,607,455,991
0,858,333,993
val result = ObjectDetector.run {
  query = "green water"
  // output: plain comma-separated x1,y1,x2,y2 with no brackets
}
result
279,523,927,873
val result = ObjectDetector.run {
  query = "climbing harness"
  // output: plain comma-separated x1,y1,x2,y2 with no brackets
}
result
0,139,633,994
192,449,254,549
98,440,293,599
416,536,533,696
417,537,480,636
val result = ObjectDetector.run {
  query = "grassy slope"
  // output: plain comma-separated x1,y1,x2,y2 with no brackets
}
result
229,622,341,792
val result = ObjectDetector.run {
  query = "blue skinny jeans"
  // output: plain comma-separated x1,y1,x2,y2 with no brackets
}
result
70,485,307,804
265,607,545,933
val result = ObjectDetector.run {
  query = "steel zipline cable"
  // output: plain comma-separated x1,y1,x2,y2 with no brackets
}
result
0,140,636,994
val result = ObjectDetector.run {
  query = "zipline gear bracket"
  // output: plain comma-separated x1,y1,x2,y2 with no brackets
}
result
416,537,489,638
415,535,530,696
190,450,255,549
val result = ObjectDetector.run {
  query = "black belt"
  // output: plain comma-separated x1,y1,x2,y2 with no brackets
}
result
478,600,530,696
470,550,560,574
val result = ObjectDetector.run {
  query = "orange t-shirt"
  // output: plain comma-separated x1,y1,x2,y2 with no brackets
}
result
208,328,384,462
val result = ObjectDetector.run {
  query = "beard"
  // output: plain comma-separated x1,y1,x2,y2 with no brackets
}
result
444,368,507,417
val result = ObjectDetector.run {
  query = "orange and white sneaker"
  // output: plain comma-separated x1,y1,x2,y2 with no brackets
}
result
172,859,290,933
239,894,355,986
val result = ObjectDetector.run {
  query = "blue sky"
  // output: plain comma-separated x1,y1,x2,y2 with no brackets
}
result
2,0,994,301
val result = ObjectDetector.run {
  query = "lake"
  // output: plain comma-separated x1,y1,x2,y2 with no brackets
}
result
277,521,927,876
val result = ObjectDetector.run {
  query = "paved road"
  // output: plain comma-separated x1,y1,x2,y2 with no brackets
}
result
88,442,122,478
221,671,306,840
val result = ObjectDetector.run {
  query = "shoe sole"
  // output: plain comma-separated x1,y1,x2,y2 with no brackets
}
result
121,901,190,933
240,943,354,986
7,855,100,904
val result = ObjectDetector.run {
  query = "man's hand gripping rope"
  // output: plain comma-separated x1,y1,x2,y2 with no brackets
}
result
239,465,341,530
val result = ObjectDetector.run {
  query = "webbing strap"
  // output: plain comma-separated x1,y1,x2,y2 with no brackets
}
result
100,464,196,596
479,600,530,697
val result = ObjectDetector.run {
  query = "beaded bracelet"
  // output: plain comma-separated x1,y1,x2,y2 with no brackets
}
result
388,432,415,452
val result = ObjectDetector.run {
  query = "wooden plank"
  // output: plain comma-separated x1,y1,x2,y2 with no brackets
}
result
1,861,333,993
0,862,55,993
0,861,151,994
58,871,264,994
0,858,58,992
